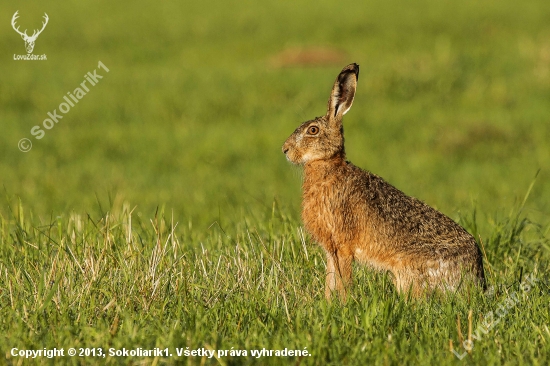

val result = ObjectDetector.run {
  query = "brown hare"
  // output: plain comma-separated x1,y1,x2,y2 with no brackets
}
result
282,63,485,300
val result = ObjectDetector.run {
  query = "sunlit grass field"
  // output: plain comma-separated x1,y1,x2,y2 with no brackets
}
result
1,0,549,364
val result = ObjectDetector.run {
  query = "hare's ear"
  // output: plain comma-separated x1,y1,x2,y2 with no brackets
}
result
327,63,359,121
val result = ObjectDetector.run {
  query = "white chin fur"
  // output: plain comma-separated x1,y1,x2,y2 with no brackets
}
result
300,152,315,164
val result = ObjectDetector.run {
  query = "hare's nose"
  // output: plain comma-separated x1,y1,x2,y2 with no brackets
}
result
282,143,290,154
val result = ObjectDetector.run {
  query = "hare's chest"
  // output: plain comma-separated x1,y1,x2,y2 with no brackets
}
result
301,181,346,249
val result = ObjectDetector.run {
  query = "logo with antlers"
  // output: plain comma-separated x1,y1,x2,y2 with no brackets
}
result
11,11,49,54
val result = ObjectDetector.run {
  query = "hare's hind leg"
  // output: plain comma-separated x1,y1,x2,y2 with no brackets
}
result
325,249,353,301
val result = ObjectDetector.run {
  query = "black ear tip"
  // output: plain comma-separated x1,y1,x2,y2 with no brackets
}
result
353,63,359,78
342,63,359,79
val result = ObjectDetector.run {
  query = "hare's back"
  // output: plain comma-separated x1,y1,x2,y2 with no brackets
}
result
349,164,477,250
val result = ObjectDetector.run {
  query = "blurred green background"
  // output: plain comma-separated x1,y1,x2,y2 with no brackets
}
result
1,0,549,229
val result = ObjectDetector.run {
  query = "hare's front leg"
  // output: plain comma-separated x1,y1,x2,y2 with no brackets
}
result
325,250,353,301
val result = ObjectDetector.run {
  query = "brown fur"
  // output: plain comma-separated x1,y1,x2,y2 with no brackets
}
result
282,63,485,300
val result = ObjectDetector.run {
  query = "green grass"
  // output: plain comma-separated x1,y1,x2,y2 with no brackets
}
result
1,0,550,364
1,200,549,365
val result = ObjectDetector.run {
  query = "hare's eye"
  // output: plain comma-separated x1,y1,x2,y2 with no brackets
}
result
307,126,319,135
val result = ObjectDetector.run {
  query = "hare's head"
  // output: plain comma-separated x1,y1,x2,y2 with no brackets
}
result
282,63,359,165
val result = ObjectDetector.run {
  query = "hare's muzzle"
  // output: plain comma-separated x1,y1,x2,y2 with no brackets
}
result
282,144,294,163
282,147,291,162
282,140,291,155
